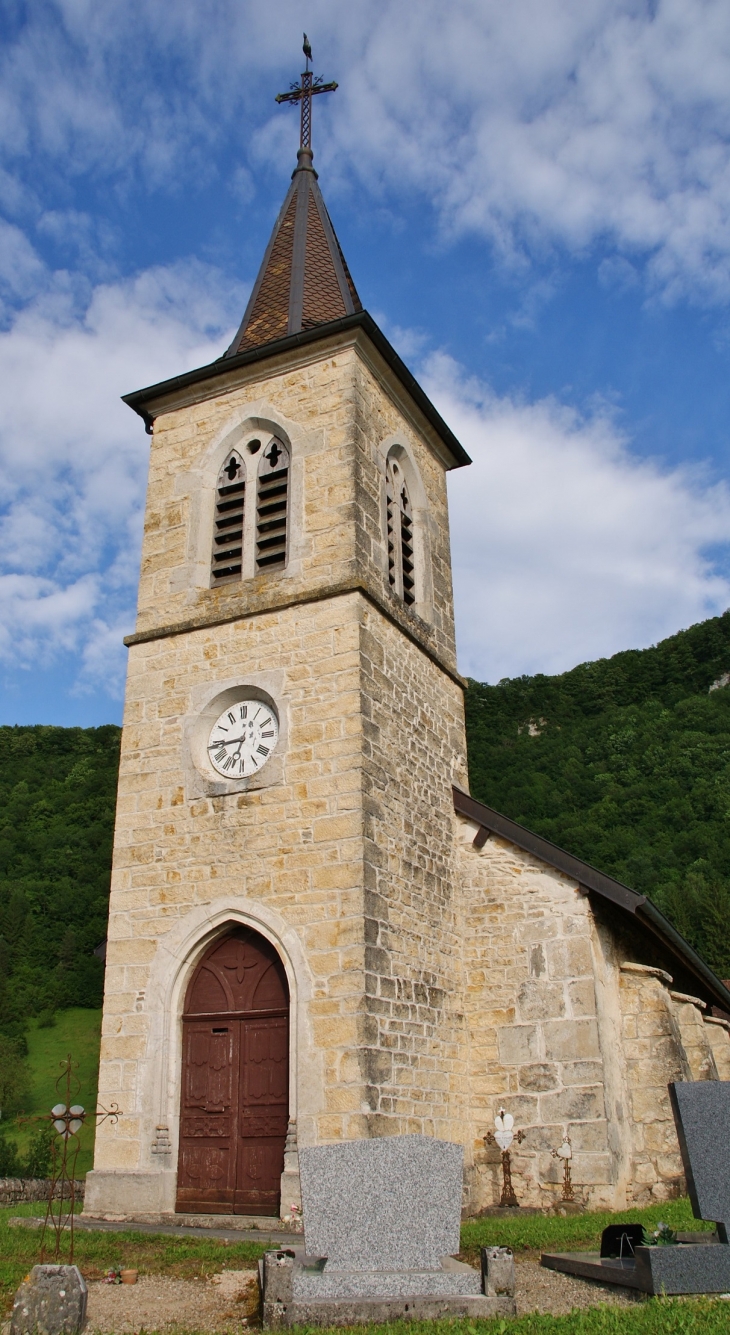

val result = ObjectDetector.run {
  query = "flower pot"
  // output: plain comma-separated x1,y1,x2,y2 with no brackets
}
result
120,1270,138,1285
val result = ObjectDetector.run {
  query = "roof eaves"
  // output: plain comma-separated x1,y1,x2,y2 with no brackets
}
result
122,310,471,469
452,786,642,911
452,785,730,1013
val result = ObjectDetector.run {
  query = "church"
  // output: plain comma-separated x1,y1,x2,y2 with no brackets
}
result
85,59,730,1225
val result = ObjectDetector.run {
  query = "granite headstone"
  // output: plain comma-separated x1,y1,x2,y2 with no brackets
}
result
669,1080,730,1238
10,1264,88,1335
262,1134,515,1325
299,1134,462,1271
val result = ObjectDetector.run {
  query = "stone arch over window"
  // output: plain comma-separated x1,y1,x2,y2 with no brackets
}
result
386,451,416,606
255,437,290,572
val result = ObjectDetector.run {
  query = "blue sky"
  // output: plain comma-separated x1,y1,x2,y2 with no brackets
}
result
2,1,730,725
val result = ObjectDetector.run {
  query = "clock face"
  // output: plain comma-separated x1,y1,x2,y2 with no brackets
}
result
207,700,279,778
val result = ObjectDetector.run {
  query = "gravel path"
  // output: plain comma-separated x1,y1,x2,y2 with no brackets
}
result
85,1270,260,1333
83,1256,641,1330
515,1253,642,1316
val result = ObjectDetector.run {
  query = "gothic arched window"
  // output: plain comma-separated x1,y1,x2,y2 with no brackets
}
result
210,450,245,583
386,455,415,606
256,438,290,572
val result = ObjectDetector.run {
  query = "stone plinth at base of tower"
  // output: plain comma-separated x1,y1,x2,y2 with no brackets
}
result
84,1170,178,1219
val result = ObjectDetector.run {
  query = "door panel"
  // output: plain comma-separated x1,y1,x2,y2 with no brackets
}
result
234,1017,289,1214
176,1022,237,1213
176,929,290,1217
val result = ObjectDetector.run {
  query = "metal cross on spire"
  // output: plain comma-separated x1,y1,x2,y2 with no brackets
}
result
275,34,338,151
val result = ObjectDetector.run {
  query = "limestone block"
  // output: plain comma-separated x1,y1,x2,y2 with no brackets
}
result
539,1086,606,1124
566,1120,608,1152
569,1153,612,1186
559,1060,603,1087
518,1064,559,1092
704,1018,730,1079
497,1025,539,1064
567,979,597,1016
546,937,592,979
516,980,566,1021
543,1019,599,1062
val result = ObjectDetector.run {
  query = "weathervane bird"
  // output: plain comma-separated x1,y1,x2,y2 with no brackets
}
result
303,33,312,66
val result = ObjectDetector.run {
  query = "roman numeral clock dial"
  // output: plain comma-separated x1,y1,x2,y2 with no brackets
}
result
207,701,279,778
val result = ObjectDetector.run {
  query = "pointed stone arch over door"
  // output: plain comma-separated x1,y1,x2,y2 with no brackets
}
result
176,926,289,1216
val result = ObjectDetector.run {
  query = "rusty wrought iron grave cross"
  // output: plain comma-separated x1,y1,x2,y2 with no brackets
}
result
18,1053,121,1263
275,34,338,150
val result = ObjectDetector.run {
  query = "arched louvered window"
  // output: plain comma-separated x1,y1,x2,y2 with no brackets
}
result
386,456,415,606
256,438,290,572
211,451,245,583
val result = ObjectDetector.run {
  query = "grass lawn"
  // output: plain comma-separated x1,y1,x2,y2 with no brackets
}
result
10,1008,102,1177
459,1196,715,1263
0,1202,266,1314
2,1199,728,1332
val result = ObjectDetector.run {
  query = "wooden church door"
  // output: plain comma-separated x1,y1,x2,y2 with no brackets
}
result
176,927,289,1215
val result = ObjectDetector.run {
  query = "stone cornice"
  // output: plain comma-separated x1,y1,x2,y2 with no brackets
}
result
124,577,467,690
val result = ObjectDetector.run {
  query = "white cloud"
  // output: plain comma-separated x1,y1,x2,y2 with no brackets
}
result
2,3,730,301
430,354,730,681
0,258,246,695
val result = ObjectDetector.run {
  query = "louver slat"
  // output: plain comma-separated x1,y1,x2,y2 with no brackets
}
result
211,456,245,583
385,457,416,606
256,442,290,572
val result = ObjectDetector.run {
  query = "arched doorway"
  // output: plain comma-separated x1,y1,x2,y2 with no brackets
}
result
176,926,289,1215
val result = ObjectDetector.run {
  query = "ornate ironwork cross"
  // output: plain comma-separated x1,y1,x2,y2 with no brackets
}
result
18,1054,121,1263
275,34,338,151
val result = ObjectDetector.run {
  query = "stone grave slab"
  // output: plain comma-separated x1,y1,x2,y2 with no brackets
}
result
542,1079,730,1295
10,1264,88,1335
669,1080,730,1236
261,1135,515,1325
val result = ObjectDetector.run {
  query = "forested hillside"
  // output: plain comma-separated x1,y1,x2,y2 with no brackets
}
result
0,725,120,1053
465,609,730,977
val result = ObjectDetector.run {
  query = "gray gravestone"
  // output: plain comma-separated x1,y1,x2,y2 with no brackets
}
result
669,1080,730,1235
10,1264,87,1335
299,1133,462,1271
541,1080,730,1295
262,1135,515,1325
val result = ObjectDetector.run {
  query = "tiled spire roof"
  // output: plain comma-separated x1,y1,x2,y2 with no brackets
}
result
225,147,361,357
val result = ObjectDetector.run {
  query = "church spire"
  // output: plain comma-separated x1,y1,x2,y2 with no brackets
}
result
225,40,361,358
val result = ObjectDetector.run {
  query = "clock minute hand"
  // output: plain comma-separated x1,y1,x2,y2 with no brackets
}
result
208,734,247,749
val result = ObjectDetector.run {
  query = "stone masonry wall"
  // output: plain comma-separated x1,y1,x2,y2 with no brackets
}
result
93,593,366,1182
618,963,688,1204
669,991,719,1082
455,818,618,1212
704,1016,730,1079
92,589,470,1196
356,605,469,1142
90,335,471,1212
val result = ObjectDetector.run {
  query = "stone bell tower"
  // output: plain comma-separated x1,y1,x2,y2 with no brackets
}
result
85,71,472,1221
